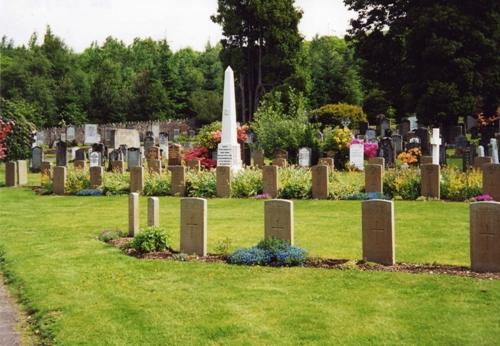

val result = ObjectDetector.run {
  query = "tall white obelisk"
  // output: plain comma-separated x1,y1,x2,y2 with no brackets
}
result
217,66,242,172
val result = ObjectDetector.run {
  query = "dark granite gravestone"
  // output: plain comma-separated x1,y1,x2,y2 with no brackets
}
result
455,135,468,154
391,134,403,154
108,149,124,171
119,144,128,161
415,128,430,155
440,143,447,165
273,149,288,160
378,137,395,167
144,135,155,155
377,117,391,137
75,148,86,161
243,143,251,166
446,125,463,145
56,141,67,166
31,146,43,172
398,120,410,138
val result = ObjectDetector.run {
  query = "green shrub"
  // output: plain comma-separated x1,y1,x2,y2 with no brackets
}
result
103,172,130,195
231,169,263,197
310,103,367,129
144,172,171,196
131,226,171,253
441,167,482,201
65,170,91,194
329,171,364,200
186,170,216,197
383,168,421,200
278,167,311,199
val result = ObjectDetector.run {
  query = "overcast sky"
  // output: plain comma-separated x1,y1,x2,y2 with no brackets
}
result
0,0,355,52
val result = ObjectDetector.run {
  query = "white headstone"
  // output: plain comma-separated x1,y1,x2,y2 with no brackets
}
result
36,131,45,146
89,151,100,167
430,128,442,165
217,66,242,173
490,138,499,164
298,147,312,167
67,126,75,142
349,143,364,171
84,124,99,145
408,116,418,131
152,123,160,142
477,145,485,157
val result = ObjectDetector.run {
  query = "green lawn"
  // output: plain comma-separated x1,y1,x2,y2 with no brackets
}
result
1,168,499,345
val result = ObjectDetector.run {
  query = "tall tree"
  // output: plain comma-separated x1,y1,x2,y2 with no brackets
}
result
345,0,500,126
212,0,303,122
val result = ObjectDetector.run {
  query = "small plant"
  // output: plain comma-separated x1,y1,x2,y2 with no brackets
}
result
76,189,103,196
214,237,233,256
144,172,171,196
231,168,263,197
65,169,91,194
103,172,130,195
228,238,307,267
186,170,216,197
473,194,493,202
98,230,124,242
131,226,171,253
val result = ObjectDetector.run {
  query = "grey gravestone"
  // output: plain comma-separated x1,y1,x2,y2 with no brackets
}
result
440,143,447,165
466,116,477,131
455,135,468,152
377,117,391,137
462,147,473,172
391,135,403,154
119,145,128,161
144,136,155,154
31,146,43,172
56,141,67,166
243,143,251,166
378,138,395,167
365,130,377,141
298,147,312,167
89,151,101,167
92,143,105,159
108,149,123,171
127,148,141,169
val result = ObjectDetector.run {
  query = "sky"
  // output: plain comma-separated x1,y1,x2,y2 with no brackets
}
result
0,0,355,52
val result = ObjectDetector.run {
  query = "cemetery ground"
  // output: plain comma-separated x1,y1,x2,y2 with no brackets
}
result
1,167,500,345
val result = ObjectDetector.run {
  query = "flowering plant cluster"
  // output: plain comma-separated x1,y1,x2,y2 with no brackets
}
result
473,194,493,202
196,121,249,152
183,146,216,169
0,118,14,160
349,138,378,159
397,147,421,165
228,238,307,267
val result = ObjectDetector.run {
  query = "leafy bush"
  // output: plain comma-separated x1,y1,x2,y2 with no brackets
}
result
278,167,311,199
186,170,216,197
103,172,130,195
310,103,367,129
65,170,91,194
98,230,124,242
228,238,307,267
231,169,263,197
251,88,311,156
441,167,482,201
0,99,36,161
144,172,171,196
383,168,421,200
322,126,352,153
131,226,171,253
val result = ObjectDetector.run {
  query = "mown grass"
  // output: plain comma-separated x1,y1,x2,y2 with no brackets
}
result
0,167,499,345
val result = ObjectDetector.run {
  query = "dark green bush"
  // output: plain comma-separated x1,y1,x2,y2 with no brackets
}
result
131,227,171,253
310,103,367,129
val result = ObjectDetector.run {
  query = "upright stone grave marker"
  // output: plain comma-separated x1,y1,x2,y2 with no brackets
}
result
264,199,294,245
31,146,43,172
148,197,160,227
53,166,66,195
362,199,395,265
392,135,403,155
169,166,186,196
318,157,334,169
144,135,155,155
350,142,364,170
312,165,328,199
84,124,99,145
430,128,442,165
40,162,52,183
75,148,86,161
127,148,141,169
420,156,432,165
398,120,410,138
128,193,139,237
216,166,231,198
66,126,75,143
5,162,17,187
90,166,103,188
298,147,312,167
474,156,492,170
186,159,201,171
130,166,144,194
421,164,440,199
378,138,394,167
483,164,500,201
111,160,125,174
415,128,430,155
252,149,265,168
217,67,242,173
56,141,67,167
272,158,288,168
168,144,182,166
490,138,499,164
16,160,28,186
263,165,279,198
89,151,101,167
180,198,207,256
368,157,385,167
365,164,383,194
159,132,169,161
470,202,500,272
